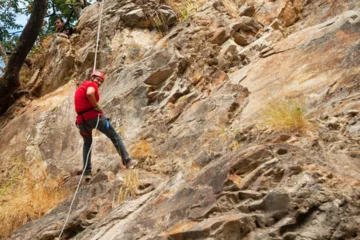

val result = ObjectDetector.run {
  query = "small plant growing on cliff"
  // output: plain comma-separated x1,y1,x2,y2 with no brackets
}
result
130,139,153,161
260,98,311,133
0,158,69,238
117,126,125,136
115,170,139,206
166,0,206,20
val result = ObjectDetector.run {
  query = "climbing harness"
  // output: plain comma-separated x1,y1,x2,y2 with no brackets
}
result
58,0,105,238
77,107,97,135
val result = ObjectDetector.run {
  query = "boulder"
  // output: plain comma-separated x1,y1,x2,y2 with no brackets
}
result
144,67,174,85
121,9,151,28
228,16,263,36
233,32,250,46
209,27,230,45
238,4,256,17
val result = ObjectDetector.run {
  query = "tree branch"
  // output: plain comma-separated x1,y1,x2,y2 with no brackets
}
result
9,30,23,35
46,12,57,18
63,3,82,7
52,0,56,15
65,10,75,26
82,0,88,8
0,0,48,114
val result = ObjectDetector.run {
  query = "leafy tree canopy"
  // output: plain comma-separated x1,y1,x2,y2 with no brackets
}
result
0,0,24,51
1,0,86,54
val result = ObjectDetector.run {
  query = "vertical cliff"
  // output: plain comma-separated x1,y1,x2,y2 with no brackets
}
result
0,0,359,239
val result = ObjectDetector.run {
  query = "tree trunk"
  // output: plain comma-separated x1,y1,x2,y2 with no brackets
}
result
0,42,8,66
0,0,48,115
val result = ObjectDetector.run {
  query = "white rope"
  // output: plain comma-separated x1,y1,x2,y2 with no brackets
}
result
58,1,106,237
58,1,105,238
93,0,105,72
58,114,101,239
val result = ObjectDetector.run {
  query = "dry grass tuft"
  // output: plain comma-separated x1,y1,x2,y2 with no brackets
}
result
259,98,312,133
230,140,241,151
166,0,206,20
115,170,139,206
0,158,69,238
130,139,153,161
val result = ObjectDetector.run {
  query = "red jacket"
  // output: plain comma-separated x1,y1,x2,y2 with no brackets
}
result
74,80,103,124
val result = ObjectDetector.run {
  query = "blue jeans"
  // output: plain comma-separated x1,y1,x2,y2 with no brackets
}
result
78,116,130,174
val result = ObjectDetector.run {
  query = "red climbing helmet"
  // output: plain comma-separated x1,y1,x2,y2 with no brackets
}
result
90,71,105,81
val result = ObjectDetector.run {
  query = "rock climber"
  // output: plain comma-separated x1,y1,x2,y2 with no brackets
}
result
54,17,76,37
74,71,138,178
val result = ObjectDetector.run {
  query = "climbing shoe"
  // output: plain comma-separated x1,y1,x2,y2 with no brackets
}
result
124,159,138,169
83,172,92,181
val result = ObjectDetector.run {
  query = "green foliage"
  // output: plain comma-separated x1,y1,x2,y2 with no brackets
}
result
43,0,79,36
178,0,204,20
0,0,23,41
0,0,24,54
0,0,93,72
0,0,83,54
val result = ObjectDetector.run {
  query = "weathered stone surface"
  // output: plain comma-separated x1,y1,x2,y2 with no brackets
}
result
228,16,263,36
121,9,149,28
144,67,174,85
29,35,76,97
1,0,360,240
121,4,176,29
158,7,177,26
238,4,256,17
9,170,163,240
249,189,291,212
209,27,230,45
233,10,360,126
233,32,249,46
26,69,40,89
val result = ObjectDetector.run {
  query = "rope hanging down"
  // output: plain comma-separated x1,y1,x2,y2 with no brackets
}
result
93,0,105,72
58,115,100,239
58,1,105,238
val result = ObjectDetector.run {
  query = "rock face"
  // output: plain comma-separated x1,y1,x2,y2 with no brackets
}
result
0,0,360,239
28,34,77,97
73,145,359,240
121,3,176,29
